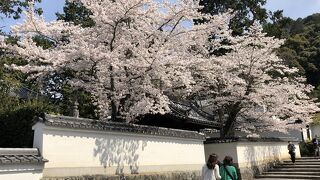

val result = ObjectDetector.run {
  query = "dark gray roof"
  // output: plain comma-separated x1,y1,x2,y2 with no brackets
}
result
169,112,221,127
0,148,48,164
9,87,41,99
37,114,205,140
204,137,300,144
169,101,221,128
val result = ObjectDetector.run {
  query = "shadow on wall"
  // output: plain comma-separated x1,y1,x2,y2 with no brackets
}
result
94,136,147,175
242,144,282,177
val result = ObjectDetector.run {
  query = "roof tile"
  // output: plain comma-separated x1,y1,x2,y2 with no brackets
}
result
0,148,48,165
37,114,205,140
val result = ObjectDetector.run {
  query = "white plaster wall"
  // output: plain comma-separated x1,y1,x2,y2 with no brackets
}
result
32,123,44,151
310,124,320,140
236,141,300,168
0,164,43,180
205,141,301,179
204,142,238,163
33,124,205,177
204,141,300,168
0,172,43,180
301,128,311,141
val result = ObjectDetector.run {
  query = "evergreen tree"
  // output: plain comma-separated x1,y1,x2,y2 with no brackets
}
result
56,0,94,28
264,13,320,123
0,0,42,19
199,0,268,35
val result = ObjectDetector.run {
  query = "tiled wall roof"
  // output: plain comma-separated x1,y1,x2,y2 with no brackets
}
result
36,114,206,140
0,148,48,164
204,137,300,144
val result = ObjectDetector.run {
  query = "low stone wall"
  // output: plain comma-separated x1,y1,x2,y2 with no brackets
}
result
204,137,301,180
41,171,200,180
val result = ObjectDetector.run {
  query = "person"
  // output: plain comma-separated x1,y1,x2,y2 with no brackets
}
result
220,156,238,180
201,154,221,180
312,135,319,156
288,141,296,163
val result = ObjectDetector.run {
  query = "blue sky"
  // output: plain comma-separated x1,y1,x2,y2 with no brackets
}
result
265,0,320,19
1,0,65,32
1,0,320,32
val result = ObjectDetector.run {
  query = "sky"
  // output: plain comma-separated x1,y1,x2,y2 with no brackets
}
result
265,0,320,19
0,0,65,32
1,0,320,32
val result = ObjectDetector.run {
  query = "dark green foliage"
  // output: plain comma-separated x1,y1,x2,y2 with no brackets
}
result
33,35,56,49
263,10,294,39
56,0,94,28
0,0,42,19
264,12,320,109
299,141,314,157
40,70,97,119
198,0,270,56
311,112,320,125
199,0,268,35
270,14,320,88
0,98,54,148
55,85,98,119
0,56,96,148
0,53,55,147
0,56,26,94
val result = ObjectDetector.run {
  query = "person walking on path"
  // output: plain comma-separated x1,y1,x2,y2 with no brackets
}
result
201,154,221,180
288,141,296,163
312,135,319,156
220,156,238,180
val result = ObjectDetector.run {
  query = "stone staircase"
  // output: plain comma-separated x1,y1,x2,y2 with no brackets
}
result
255,157,320,179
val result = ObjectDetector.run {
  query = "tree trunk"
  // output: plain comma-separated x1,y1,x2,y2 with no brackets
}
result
220,115,236,138
220,103,241,138
109,65,117,122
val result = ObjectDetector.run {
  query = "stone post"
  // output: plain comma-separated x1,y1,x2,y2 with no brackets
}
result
73,100,79,118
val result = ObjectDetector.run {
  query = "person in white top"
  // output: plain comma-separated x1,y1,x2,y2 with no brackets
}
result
201,153,221,180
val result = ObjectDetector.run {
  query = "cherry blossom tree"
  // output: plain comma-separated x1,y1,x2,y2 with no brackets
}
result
1,0,318,137
191,22,320,137
0,0,229,121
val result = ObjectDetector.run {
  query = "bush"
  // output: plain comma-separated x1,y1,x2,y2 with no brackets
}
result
299,141,314,157
0,99,54,147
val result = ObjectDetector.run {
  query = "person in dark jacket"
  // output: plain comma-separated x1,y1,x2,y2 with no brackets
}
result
219,156,238,180
288,141,296,163
312,135,319,156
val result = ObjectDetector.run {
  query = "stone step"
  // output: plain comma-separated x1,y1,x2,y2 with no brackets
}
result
255,174,320,179
285,159,320,162
285,158,320,161
277,164,320,167
288,160,319,163
281,162,320,165
297,157,320,160
269,168,320,172
255,157,320,179
263,171,320,176
283,161,320,164
274,164,320,168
